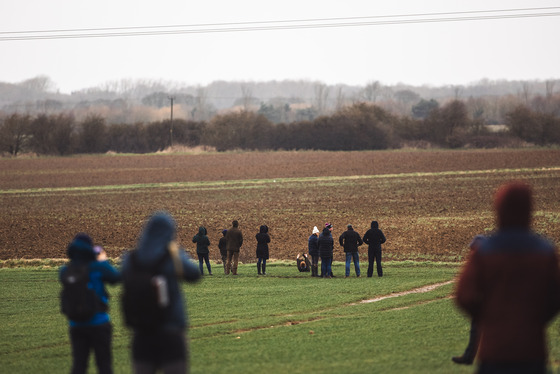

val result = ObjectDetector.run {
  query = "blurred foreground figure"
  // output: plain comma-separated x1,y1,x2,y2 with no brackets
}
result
452,235,485,365
60,234,121,374
121,212,200,374
456,182,560,374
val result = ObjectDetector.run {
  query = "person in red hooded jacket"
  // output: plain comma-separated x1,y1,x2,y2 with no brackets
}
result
456,181,560,374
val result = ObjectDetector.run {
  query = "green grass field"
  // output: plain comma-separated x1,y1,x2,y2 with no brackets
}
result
2,262,559,373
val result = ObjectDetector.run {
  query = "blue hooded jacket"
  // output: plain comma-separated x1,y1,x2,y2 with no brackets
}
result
59,233,121,327
121,212,201,332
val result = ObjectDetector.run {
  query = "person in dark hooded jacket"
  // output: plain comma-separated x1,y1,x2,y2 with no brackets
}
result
193,226,212,275
362,220,386,277
318,223,334,278
256,225,271,275
59,233,121,374
121,212,201,374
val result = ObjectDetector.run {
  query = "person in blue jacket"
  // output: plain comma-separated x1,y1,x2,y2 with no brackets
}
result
59,233,121,374
121,212,201,374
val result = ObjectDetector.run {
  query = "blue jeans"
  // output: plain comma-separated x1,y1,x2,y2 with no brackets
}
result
321,257,332,277
197,253,211,275
345,252,360,276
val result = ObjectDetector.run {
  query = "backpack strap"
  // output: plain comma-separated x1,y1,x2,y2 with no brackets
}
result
168,241,183,279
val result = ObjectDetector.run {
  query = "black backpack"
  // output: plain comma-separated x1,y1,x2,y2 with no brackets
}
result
122,251,170,331
60,263,106,322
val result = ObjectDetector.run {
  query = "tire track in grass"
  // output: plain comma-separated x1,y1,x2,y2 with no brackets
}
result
192,280,454,340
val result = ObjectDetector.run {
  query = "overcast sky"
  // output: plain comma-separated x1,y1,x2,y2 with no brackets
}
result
1,0,559,94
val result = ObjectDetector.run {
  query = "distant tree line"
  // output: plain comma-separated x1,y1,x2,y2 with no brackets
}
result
1,100,559,157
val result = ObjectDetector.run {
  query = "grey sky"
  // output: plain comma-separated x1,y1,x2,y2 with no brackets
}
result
1,0,559,93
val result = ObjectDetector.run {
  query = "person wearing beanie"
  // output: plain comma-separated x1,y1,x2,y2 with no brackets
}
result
218,229,228,274
456,182,560,373
339,224,363,277
59,233,121,374
255,225,271,275
225,220,244,275
362,221,387,277
308,226,320,277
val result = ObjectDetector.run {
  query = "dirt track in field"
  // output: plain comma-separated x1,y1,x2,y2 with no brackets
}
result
1,149,559,262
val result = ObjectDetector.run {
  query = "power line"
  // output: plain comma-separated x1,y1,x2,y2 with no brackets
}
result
1,7,559,41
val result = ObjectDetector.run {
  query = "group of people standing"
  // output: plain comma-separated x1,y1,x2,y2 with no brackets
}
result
307,221,387,278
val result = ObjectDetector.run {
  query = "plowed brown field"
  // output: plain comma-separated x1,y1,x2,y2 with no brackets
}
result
1,149,559,263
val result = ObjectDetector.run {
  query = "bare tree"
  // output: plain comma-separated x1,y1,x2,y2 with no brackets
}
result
545,80,556,98
314,83,330,115
240,84,255,111
0,113,31,156
520,82,531,105
363,80,381,103
335,87,346,111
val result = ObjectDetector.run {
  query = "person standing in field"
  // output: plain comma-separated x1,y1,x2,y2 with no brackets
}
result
192,226,212,275
362,220,386,277
456,181,560,373
308,226,320,277
121,212,201,374
59,233,121,374
218,229,228,274
225,220,243,275
452,234,485,366
318,223,334,278
256,225,271,275
339,224,363,278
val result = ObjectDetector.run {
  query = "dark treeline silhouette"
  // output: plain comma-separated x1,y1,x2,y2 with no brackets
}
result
1,101,559,157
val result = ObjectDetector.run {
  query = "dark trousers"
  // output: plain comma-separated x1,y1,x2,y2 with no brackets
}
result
311,254,319,276
367,248,383,277
462,320,479,361
132,330,187,374
197,253,212,274
220,252,227,273
257,258,267,274
69,323,113,374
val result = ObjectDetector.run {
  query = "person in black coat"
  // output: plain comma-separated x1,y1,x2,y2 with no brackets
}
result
192,226,212,275
362,220,386,277
339,224,363,277
255,225,271,275
308,226,320,277
318,223,334,278
218,229,228,274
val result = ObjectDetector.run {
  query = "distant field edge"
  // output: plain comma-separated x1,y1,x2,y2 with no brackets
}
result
2,166,559,195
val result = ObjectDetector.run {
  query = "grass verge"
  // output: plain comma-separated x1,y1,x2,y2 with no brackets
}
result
1,263,559,373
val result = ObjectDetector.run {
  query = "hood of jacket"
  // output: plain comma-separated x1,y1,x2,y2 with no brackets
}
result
371,221,379,229
259,225,268,234
197,226,207,236
136,212,176,263
67,233,96,262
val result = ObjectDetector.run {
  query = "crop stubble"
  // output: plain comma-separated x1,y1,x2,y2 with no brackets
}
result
1,149,559,262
